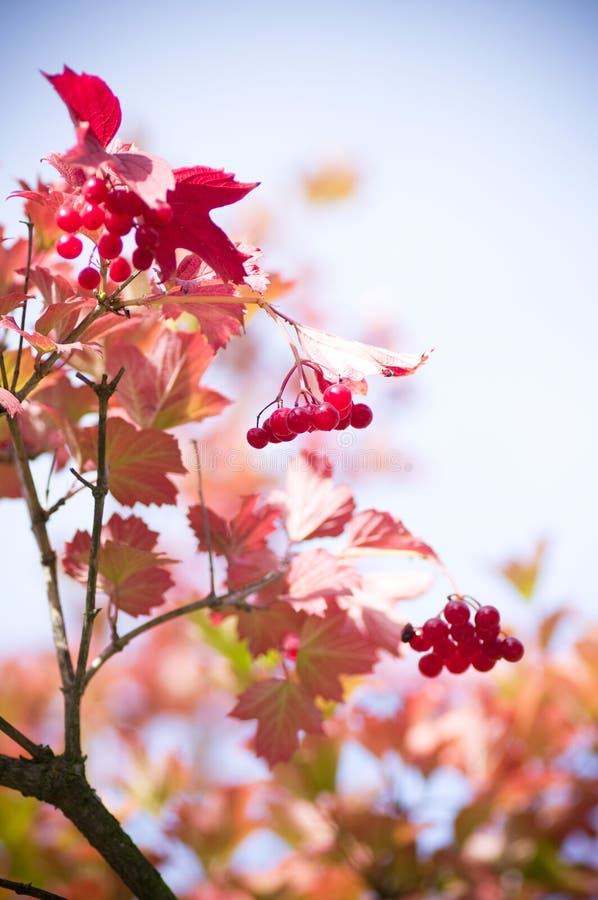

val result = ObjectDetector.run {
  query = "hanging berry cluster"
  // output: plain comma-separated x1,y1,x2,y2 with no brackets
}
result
54,175,173,291
401,595,525,677
246,363,373,448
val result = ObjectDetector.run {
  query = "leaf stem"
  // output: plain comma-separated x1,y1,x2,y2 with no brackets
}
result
84,571,282,687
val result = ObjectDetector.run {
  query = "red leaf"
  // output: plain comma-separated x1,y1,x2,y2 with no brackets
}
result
63,514,175,616
294,321,431,383
227,548,280,590
163,301,246,351
236,601,306,656
282,548,360,608
344,509,439,561
360,608,406,656
153,166,259,283
77,417,186,506
107,329,228,429
0,291,27,316
29,267,75,306
188,495,280,559
230,678,323,766
296,606,378,701
44,66,122,147
274,451,355,542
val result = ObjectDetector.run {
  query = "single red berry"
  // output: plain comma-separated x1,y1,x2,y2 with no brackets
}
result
445,650,471,673
419,653,443,677
132,247,154,271
482,637,505,661
80,203,105,230
83,176,108,204
135,224,160,249
56,234,83,260
270,407,293,438
311,402,340,431
323,383,352,414
105,190,142,216
246,427,269,449
262,419,281,444
450,621,476,644
410,630,432,652
351,403,373,429
502,636,525,662
474,605,501,634
471,653,496,672
282,633,300,661
422,617,450,643
56,205,82,233
77,267,101,291
144,202,174,227
104,210,133,236
287,406,311,434
109,257,132,283
444,598,470,625
97,233,123,260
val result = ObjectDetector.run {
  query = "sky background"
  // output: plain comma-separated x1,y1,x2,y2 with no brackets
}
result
0,0,597,650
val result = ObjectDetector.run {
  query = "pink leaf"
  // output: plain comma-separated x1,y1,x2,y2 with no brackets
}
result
273,451,355,542
0,388,23,418
294,321,431,383
282,548,360,607
343,509,439,561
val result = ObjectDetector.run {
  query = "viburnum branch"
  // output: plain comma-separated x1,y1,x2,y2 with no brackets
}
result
4,415,75,706
67,368,125,760
84,571,283,688
10,217,34,393
0,877,67,900
0,715,52,761
191,439,216,599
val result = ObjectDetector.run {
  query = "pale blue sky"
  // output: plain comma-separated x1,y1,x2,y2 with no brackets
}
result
1,0,597,649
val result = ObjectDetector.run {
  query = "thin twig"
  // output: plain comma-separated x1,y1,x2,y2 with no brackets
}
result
0,716,52,761
0,877,67,900
10,217,34,393
191,439,216,599
67,368,124,759
84,571,282,688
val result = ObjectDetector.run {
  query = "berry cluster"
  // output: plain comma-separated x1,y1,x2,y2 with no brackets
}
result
246,380,373,448
54,175,173,291
401,594,525,677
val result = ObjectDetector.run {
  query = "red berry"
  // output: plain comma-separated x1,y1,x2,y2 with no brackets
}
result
104,210,133,236
409,630,432,652
474,605,501,633
502,636,525,662
246,427,269,449
282,633,300,661
445,651,470,674
83,176,108,204
97,233,123,260
77,267,101,291
422,617,449,643
323,383,352,414
132,247,154,271
80,203,105,230
287,406,311,434
311,402,340,431
444,599,470,625
109,257,132,283
335,411,352,430
350,403,373,429
56,205,82,233
419,653,443,677
105,190,143,216
471,653,496,672
434,637,458,660
262,419,281,444
135,224,160,249
56,234,83,259
270,408,293,438
450,621,477,645
145,202,173,227
482,637,505,661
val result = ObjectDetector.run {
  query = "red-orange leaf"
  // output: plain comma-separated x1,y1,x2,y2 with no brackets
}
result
188,495,280,559
296,606,377,701
230,678,323,766
344,509,438,561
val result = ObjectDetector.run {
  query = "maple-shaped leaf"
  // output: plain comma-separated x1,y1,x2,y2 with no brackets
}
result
77,417,186,506
227,547,280,590
153,166,259,283
294,321,431,383
236,600,307,657
343,509,438,561
28,266,75,306
44,66,122,147
106,329,228,429
230,678,323,766
188,494,280,559
63,514,176,616
296,605,378,701
272,451,355,542
282,548,361,608
163,300,246,351
0,388,22,418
